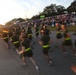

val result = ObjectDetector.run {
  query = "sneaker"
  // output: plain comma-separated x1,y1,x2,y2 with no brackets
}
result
49,49,52,52
35,66,39,72
49,61,54,66
23,63,26,66
16,50,20,55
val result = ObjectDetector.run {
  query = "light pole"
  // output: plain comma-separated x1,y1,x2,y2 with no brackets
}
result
25,15,27,21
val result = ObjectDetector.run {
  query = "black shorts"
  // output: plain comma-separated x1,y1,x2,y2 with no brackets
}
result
62,40,72,46
43,47,50,55
14,43,20,48
36,33,39,37
56,33,62,39
23,50,33,57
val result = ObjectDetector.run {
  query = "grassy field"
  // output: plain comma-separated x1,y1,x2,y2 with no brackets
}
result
47,25,76,32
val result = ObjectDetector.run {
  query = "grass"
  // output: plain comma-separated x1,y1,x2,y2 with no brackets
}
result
47,25,76,32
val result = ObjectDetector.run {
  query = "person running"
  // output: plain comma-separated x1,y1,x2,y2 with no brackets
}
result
19,34,39,70
42,25,51,36
42,25,52,51
8,28,13,48
56,22,62,42
40,24,44,36
2,29,10,49
27,26,33,41
11,32,20,54
26,26,35,46
61,25,76,57
35,25,39,39
39,31,53,66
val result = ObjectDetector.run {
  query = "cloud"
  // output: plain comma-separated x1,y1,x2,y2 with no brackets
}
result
0,0,73,24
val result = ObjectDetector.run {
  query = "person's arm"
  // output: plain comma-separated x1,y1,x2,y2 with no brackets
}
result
20,46,25,54
38,37,43,46
10,37,12,42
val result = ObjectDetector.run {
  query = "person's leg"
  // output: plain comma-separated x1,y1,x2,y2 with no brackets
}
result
30,57,37,67
29,57,39,70
22,56,26,65
44,54,52,62
61,44,68,56
69,46,76,56
15,44,20,54
16,49,20,54
43,49,53,65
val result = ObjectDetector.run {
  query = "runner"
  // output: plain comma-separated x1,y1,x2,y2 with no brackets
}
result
27,26,33,41
34,25,39,39
56,22,62,42
40,24,44,36
11,32,20,54
19,35,39,71
61,25,76,57
2,29,10,49
42,25,52,51
39,31,54,66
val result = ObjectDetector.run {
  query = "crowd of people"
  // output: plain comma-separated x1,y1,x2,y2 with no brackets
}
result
1,13,76,72
20,13,76,28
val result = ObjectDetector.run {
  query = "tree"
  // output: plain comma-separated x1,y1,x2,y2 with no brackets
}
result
43,4,65,15
67,0,76,12
31,4,65,19
5,21,13,26
17,18,25,22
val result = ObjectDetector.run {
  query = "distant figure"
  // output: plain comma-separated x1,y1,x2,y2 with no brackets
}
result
56,22,62,42
2,30,10,49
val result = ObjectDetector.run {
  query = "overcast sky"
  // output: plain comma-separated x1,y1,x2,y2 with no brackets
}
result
0,0,74,24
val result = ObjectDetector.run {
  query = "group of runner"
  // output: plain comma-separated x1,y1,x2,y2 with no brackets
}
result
1,22,76,71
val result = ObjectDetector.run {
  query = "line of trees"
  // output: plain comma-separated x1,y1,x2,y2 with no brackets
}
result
67,0,76,12
31,0,76,19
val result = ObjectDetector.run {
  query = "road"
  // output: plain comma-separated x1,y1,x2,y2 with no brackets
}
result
0,31,76,75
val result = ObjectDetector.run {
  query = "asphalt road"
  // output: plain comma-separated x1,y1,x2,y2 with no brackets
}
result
0,31,76,75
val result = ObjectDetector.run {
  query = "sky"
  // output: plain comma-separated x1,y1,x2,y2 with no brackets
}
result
0,0,74,25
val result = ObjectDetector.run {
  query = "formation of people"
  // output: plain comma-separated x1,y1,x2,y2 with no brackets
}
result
1,22,76,72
